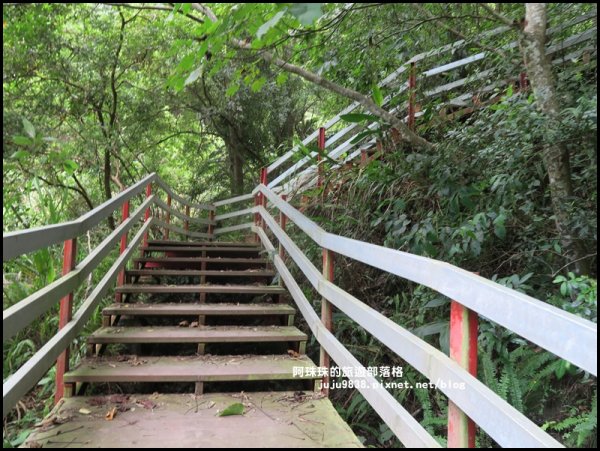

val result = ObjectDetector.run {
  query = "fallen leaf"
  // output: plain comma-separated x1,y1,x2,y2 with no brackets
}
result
179,320,189,327
130,357,148,366
189,321,199,328
287,349,301,359
78,408,92,415
105,407,117,421
218,402,244,417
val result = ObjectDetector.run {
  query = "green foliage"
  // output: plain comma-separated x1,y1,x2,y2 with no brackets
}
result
552,273,597,322
2,3,597,448
543,390,597,447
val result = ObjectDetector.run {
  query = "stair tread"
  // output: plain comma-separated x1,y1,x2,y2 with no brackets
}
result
143,246,261,252
64,354,318,382
115,284,286,294
147,240,260,248
134,257,269,263
88,325,307,343
126,269,275,276
103,302,294,316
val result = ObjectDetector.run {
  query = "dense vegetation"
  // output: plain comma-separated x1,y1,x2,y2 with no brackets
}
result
3,3,597,447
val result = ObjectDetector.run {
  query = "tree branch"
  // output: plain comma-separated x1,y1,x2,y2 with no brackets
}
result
191,3,433,150
480,4,521,29
103,2,205,24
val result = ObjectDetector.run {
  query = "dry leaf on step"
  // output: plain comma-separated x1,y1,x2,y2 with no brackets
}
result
105,407,117,421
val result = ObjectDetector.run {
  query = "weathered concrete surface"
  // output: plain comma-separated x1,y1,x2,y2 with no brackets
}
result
23,392,363,448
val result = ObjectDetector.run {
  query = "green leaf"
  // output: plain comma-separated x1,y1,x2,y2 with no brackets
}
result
178,53,196,71
251,76,267,92
493,213,506,239
218,402,244,416
225,83,240,97
372,84,383,107
340,113,379,123
180,3,192,14
289,3,324,26
256,10,285,39
185,66,202,86
10,430,31,447
11,149,29,159
22,118,36,138
412,321,448,339
560,283,567,296
554,360,569,380
506,84,513,98
63,159,79,175
276,72,288,86
13,136,32,146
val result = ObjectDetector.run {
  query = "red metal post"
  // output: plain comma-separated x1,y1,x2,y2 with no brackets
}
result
115,200,130,303
317,127,326,189
408,62,417,130
184,205,190,231
143,183,152,248
360,149,367,166
55,238,77,404
320,249,334,397
165,194,171,239
448,300,478,447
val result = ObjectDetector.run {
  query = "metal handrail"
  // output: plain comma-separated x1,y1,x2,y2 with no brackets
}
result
3,175,216,417
264,11,597,191
3,195,155,342
3,219,153,417
3,173,214,261
211,183,597,447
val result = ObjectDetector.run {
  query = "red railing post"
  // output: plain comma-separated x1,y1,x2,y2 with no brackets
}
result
115,199,130,303
320,248,334,397
165,194,171,239
408,62,417,130
143,183,152,248
55,238,77,404
360,149,368,166
448,299,478,447
317,127,326,189
184,205,190,231
278,195,287,262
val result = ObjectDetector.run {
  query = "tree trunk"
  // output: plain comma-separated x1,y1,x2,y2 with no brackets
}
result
520,3,590,274
231,152,244,196
103,148,115,230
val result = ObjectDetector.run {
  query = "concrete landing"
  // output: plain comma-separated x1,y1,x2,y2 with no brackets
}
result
23,392,363,448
